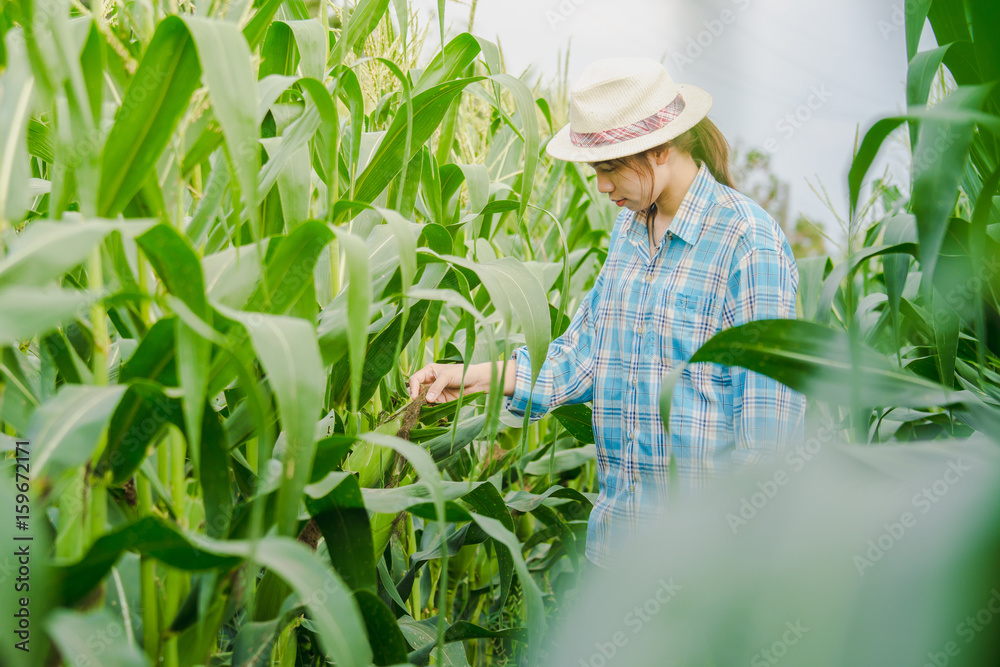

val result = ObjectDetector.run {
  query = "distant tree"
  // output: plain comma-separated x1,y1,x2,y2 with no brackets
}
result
730,142,826,259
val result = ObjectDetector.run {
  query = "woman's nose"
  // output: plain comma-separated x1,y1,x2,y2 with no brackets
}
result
596,173,613,193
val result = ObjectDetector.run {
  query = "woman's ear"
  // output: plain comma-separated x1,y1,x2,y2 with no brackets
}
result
651,145,671,165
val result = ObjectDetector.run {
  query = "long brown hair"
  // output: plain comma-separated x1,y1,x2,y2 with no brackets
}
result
595,117,733,203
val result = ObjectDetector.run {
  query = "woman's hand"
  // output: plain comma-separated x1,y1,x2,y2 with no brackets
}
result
408,360,518,403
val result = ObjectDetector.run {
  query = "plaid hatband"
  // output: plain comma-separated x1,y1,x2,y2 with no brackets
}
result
570,93,687,149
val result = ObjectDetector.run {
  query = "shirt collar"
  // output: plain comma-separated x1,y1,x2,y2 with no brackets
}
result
629,162,717,247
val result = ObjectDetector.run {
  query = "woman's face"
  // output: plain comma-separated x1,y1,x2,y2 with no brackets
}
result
590,152,665,211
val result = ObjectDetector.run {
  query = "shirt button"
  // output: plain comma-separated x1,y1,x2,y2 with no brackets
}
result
636,324,643,334
629,429,637,440
628,484,635,493
644,274,653,283
631,377,637,387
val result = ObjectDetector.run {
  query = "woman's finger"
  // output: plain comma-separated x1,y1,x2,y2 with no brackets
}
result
407,370,422,399
407,365,435,400
426,367,455,403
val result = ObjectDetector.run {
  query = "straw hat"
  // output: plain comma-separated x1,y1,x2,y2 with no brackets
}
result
546,57,714,163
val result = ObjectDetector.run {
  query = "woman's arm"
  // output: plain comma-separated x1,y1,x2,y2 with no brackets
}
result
407,272,606,415
408,360,517,403
409,211,626,413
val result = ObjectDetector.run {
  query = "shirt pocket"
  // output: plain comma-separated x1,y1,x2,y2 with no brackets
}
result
653,291,720,367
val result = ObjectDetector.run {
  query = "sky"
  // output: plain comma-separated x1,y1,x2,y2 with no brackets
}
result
405,0,939,251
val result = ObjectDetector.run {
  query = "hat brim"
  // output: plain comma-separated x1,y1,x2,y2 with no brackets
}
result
545,84,714,163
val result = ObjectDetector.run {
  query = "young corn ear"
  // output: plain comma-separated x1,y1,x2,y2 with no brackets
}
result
345,417,401,488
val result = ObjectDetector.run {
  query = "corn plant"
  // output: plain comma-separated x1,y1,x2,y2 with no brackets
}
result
0,0,615,665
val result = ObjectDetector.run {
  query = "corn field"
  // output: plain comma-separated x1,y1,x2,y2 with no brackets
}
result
1,0,1000,665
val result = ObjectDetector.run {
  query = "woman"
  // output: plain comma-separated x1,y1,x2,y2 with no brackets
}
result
407,57,805,569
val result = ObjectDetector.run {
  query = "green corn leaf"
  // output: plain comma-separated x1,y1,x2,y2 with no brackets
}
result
330,227,371,412
397,616,468,666
304,472,377,592
467,511,547,666
202,239,270,310
136,223,211,473
245,220,333,314
231,618,285,667
98,17,200,216
814,241,917,324
361,481,483,516
182,16,260,232
848,117,906,220
461,481,516,619
408,619,528,666
46,609,148,667
280,19,327,81
358,432,449,659
331,0,391,66
504,485,593,513
551,404,596,444
413,33,481,95
968,0,1000,86
487,73,539,221
59,517,372,665
214,304,324,537
96,380,183,485
904,0,933,62
0,219,156,290
0,41,35,223
243,0,286,48
911,84,994,293
906,44,950,147
354,589,411,665
354,77,485,205
332,66,365,191
658,320,969,435
0,288,93,349
524,444,596,476
200,404,233,538
29,383,127,482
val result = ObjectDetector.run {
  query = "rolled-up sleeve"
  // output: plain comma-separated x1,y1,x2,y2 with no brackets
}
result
505,270,605,421
724,244,806,465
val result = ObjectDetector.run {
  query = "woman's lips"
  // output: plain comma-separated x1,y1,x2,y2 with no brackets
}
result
613,198,626,207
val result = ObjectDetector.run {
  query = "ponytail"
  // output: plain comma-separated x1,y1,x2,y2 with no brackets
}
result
668,117,733,188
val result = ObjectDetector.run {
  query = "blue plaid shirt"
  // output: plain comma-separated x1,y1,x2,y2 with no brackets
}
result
505,163,805,568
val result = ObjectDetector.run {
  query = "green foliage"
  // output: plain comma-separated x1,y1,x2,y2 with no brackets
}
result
668,0,1000,447
0,1,604,664
1,0,999,665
